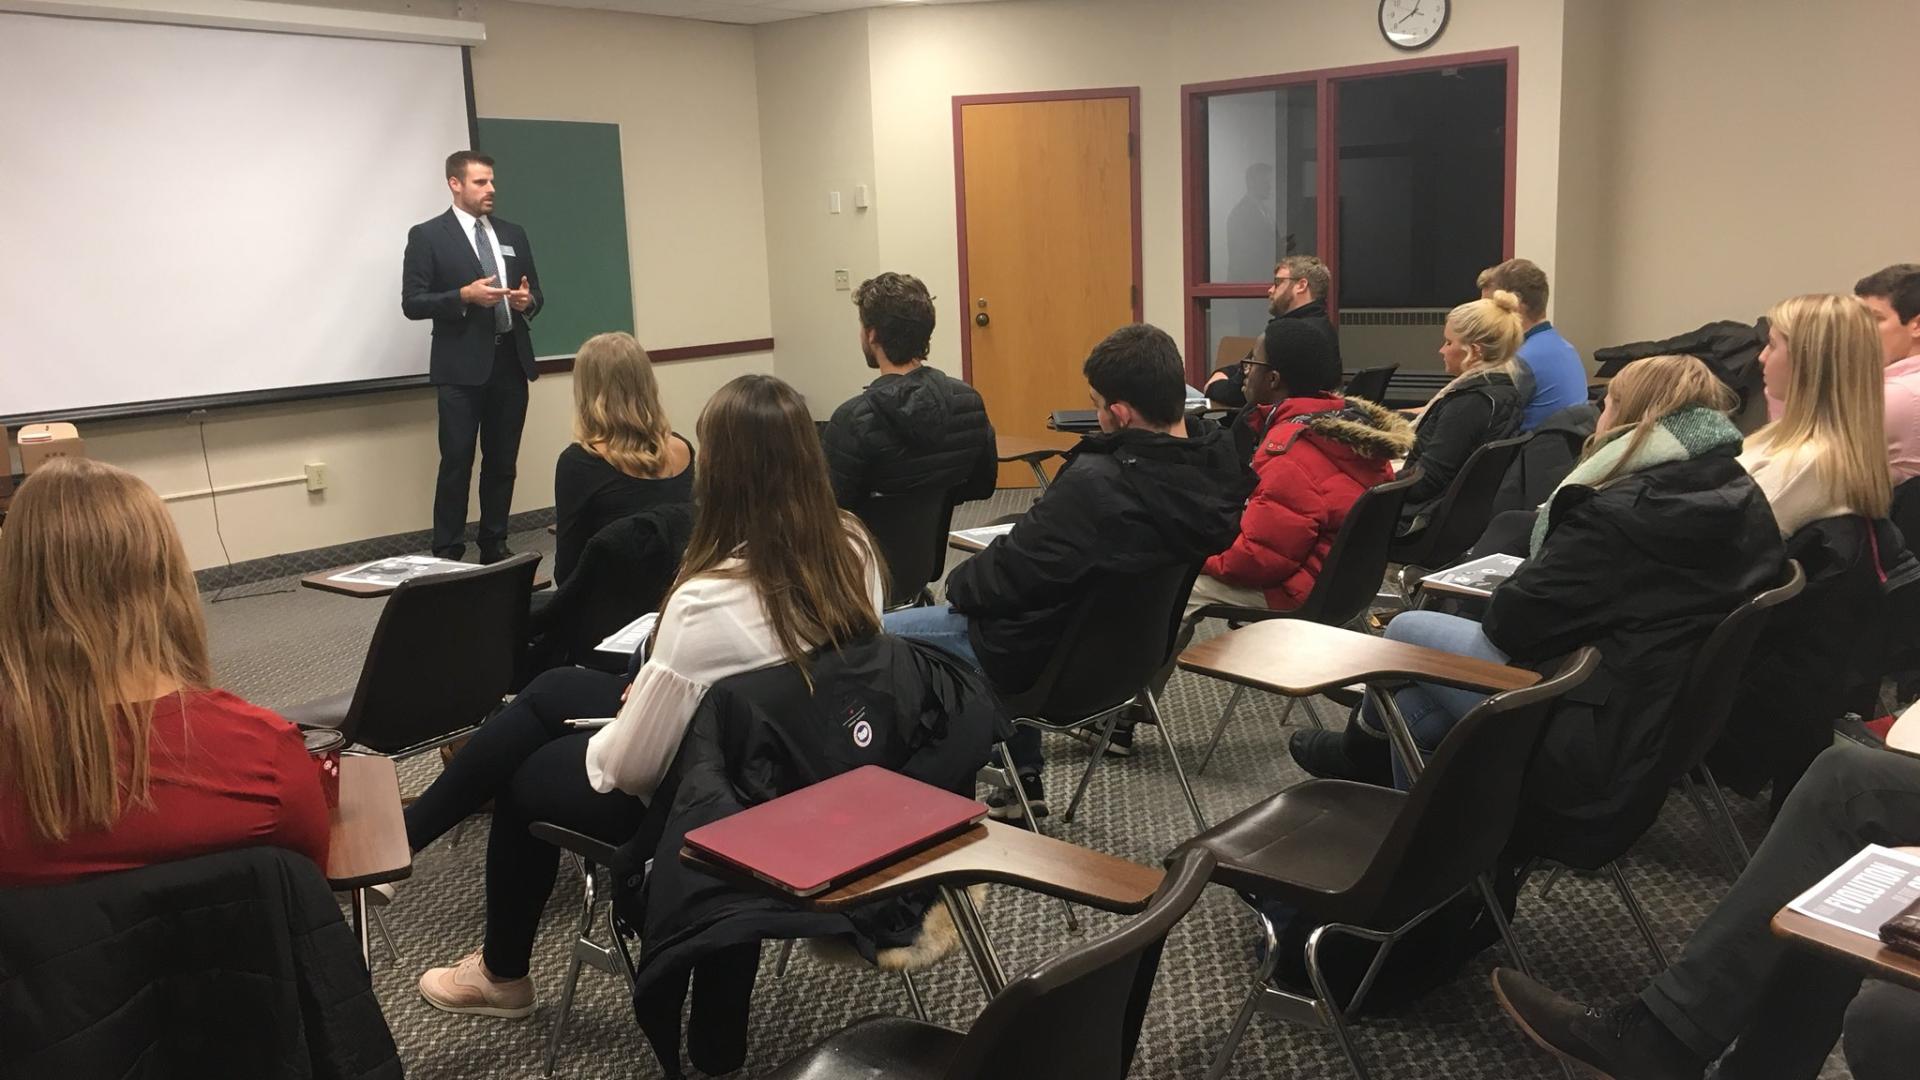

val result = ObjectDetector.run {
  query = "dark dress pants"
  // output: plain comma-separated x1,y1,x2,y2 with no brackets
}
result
434,337,529,557
1638,743,1920,1078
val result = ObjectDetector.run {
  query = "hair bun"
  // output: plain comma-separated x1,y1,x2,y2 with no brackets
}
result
1487,289,1522,314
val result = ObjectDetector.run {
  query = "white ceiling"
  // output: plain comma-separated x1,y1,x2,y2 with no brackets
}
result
514,0,1000,25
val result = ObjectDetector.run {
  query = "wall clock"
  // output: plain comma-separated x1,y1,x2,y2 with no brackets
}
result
1379,0,1449,51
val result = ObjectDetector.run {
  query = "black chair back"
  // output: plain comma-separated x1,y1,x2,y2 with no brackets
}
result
1350,648,1600,924
1003,563,1198,723
1342,364,1397,403
1390,434,1528,569
943,847,1216,1080
535,504,691,672
1292,471,1421,626
337,553,538,754
854,487,953,609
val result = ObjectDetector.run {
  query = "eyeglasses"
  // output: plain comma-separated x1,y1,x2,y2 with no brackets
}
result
1240,360,1273,374
1271,277,1296,289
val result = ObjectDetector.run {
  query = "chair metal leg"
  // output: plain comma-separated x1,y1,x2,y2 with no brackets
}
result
1305,925,1376,1080
1606,860,1669,969
901,970,930,1021
1203,909,1283,1080
1275,695,1300,727
350,888,371,969
1197,684,1249,775
1300,696,1328,732
1538,865,1566,900
1680,772,1744,878
774,939,795,977
1061,709,1122,824
997,741,1074,932
372,907,403,965
1700,765,1753,866
1144,689,1208,831
1473,874,1533,978
544,856,601,1076
1026,460,1051,488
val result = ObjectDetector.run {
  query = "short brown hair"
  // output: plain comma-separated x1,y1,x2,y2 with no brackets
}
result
445,150,494,180
1275,255,1331,302
853,272,936,363
1477,258,1550,320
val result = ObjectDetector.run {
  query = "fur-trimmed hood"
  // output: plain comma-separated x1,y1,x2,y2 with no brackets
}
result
1259,395,1414,462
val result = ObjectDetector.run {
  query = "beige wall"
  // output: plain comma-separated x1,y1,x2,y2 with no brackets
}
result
1582,0,1920,349
754,11,881,410
77,0,773,570
827,0,1568,382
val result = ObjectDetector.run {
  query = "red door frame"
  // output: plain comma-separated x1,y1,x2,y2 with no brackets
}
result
1179,47,1519,384
952,87,1144,382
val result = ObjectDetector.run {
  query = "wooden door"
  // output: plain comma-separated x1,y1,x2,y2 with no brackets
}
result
959,95,1138,487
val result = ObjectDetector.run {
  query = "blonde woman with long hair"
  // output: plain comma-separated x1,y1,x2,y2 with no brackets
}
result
1398,289,1529,534
552,331,694,582
1740,294,1893,536
0,458,328,886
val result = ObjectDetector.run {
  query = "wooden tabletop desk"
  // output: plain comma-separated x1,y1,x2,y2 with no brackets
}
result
681,818,1163,994
301,561,552,598
327,755,412,966
996,432,1083,488
1176,618,1540,698
1772,845,1920,993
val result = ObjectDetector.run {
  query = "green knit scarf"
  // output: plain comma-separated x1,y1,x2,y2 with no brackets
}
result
1528,406,1743,557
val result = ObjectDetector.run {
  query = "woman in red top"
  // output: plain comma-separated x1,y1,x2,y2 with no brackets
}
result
0,458,328,887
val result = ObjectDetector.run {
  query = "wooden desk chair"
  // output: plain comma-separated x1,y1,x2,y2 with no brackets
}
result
1517,562,1805,967
1214,335,1257,371
1185,471,1422,773
755,847,1215,1080
1388,434,1529,590
982,563,1210,833
1179,649,1599,1080
853,486,954,610
1341,364,1397,404
282,553,538,758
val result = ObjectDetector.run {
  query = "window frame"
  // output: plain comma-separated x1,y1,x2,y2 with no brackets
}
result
1180,48,1519,384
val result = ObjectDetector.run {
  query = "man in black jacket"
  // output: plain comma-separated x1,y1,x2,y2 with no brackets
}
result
822,272,996,511
882,324,1251,818
1204,255,1342,410
402,150,544,563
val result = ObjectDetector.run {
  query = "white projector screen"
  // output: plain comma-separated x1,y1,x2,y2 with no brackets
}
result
0,11,473,424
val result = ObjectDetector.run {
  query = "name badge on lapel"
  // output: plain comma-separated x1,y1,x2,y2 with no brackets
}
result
499,245,517,257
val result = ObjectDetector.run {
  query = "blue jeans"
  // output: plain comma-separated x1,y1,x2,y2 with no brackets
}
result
1357,610,1508,789
881,605,1043,777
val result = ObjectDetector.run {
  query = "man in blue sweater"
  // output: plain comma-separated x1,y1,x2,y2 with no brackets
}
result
1479,258,1586,430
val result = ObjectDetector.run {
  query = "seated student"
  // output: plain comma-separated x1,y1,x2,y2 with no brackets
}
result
1292,355,1784,834
1478,258,1587,431
822,271,996,511
881,324,1249,816
552,331,693,584
0,458,328,887
1204,256,1342,409
1397,291,1528,537
1493,741,1920,1080
1853,263,1920,483
1740,293,1893,537
1186,317,1412,618
406,373,885,1018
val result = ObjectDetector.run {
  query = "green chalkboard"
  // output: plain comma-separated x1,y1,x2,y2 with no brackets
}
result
475,118,634,358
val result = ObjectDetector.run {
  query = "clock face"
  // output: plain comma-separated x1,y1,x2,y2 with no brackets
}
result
1379,0,1449,51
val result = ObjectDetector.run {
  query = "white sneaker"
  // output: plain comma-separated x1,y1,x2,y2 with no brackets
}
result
418,950,535,1019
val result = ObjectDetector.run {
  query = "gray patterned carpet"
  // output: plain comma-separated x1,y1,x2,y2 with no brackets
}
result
204,489,1849,1079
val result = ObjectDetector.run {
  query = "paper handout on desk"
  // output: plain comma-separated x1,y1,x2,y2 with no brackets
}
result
950,522,1017,550
1419,553,1524,598
596,611,661,657
1787,844,1920,940
329,555,475,587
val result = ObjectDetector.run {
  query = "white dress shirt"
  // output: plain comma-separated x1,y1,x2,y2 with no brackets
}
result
584,532,886,800
450,204,511,327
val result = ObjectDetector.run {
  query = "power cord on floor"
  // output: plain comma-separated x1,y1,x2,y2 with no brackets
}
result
197,416,291,605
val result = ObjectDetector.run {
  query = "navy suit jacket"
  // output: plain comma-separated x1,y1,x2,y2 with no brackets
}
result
401,208,544,386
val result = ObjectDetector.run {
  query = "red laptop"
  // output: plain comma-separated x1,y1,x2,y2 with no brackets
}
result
685,766,990,897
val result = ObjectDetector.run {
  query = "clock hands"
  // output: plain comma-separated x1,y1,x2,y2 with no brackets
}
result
1395,0,1424,29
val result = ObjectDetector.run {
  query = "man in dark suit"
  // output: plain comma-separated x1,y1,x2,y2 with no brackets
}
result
402,150,544,563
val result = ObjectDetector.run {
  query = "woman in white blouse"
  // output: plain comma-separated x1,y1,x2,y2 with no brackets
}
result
1739,293,1891,536
410,373,886,1019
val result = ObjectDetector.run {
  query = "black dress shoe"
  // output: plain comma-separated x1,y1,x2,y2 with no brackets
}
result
1490,968,1708,1080
432,546,465,562
478,545,513,565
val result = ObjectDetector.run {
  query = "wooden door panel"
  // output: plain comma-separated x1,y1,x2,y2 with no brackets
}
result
961,97,1136,488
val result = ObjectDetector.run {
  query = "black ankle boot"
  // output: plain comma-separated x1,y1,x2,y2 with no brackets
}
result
1289,720,1392,784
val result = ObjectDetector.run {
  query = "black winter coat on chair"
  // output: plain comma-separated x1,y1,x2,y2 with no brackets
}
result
0,846,401,1080
613,634,1000,1079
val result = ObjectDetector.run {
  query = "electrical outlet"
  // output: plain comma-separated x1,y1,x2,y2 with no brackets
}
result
304,462,328,492
833,269,851,291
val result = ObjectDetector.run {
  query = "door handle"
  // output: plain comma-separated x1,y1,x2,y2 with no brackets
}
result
975,312,990,327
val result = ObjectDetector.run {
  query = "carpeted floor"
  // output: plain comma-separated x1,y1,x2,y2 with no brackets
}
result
204,489,1850,1079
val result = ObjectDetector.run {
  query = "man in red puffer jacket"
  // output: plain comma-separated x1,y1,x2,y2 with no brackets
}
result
1187,317,1413,618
